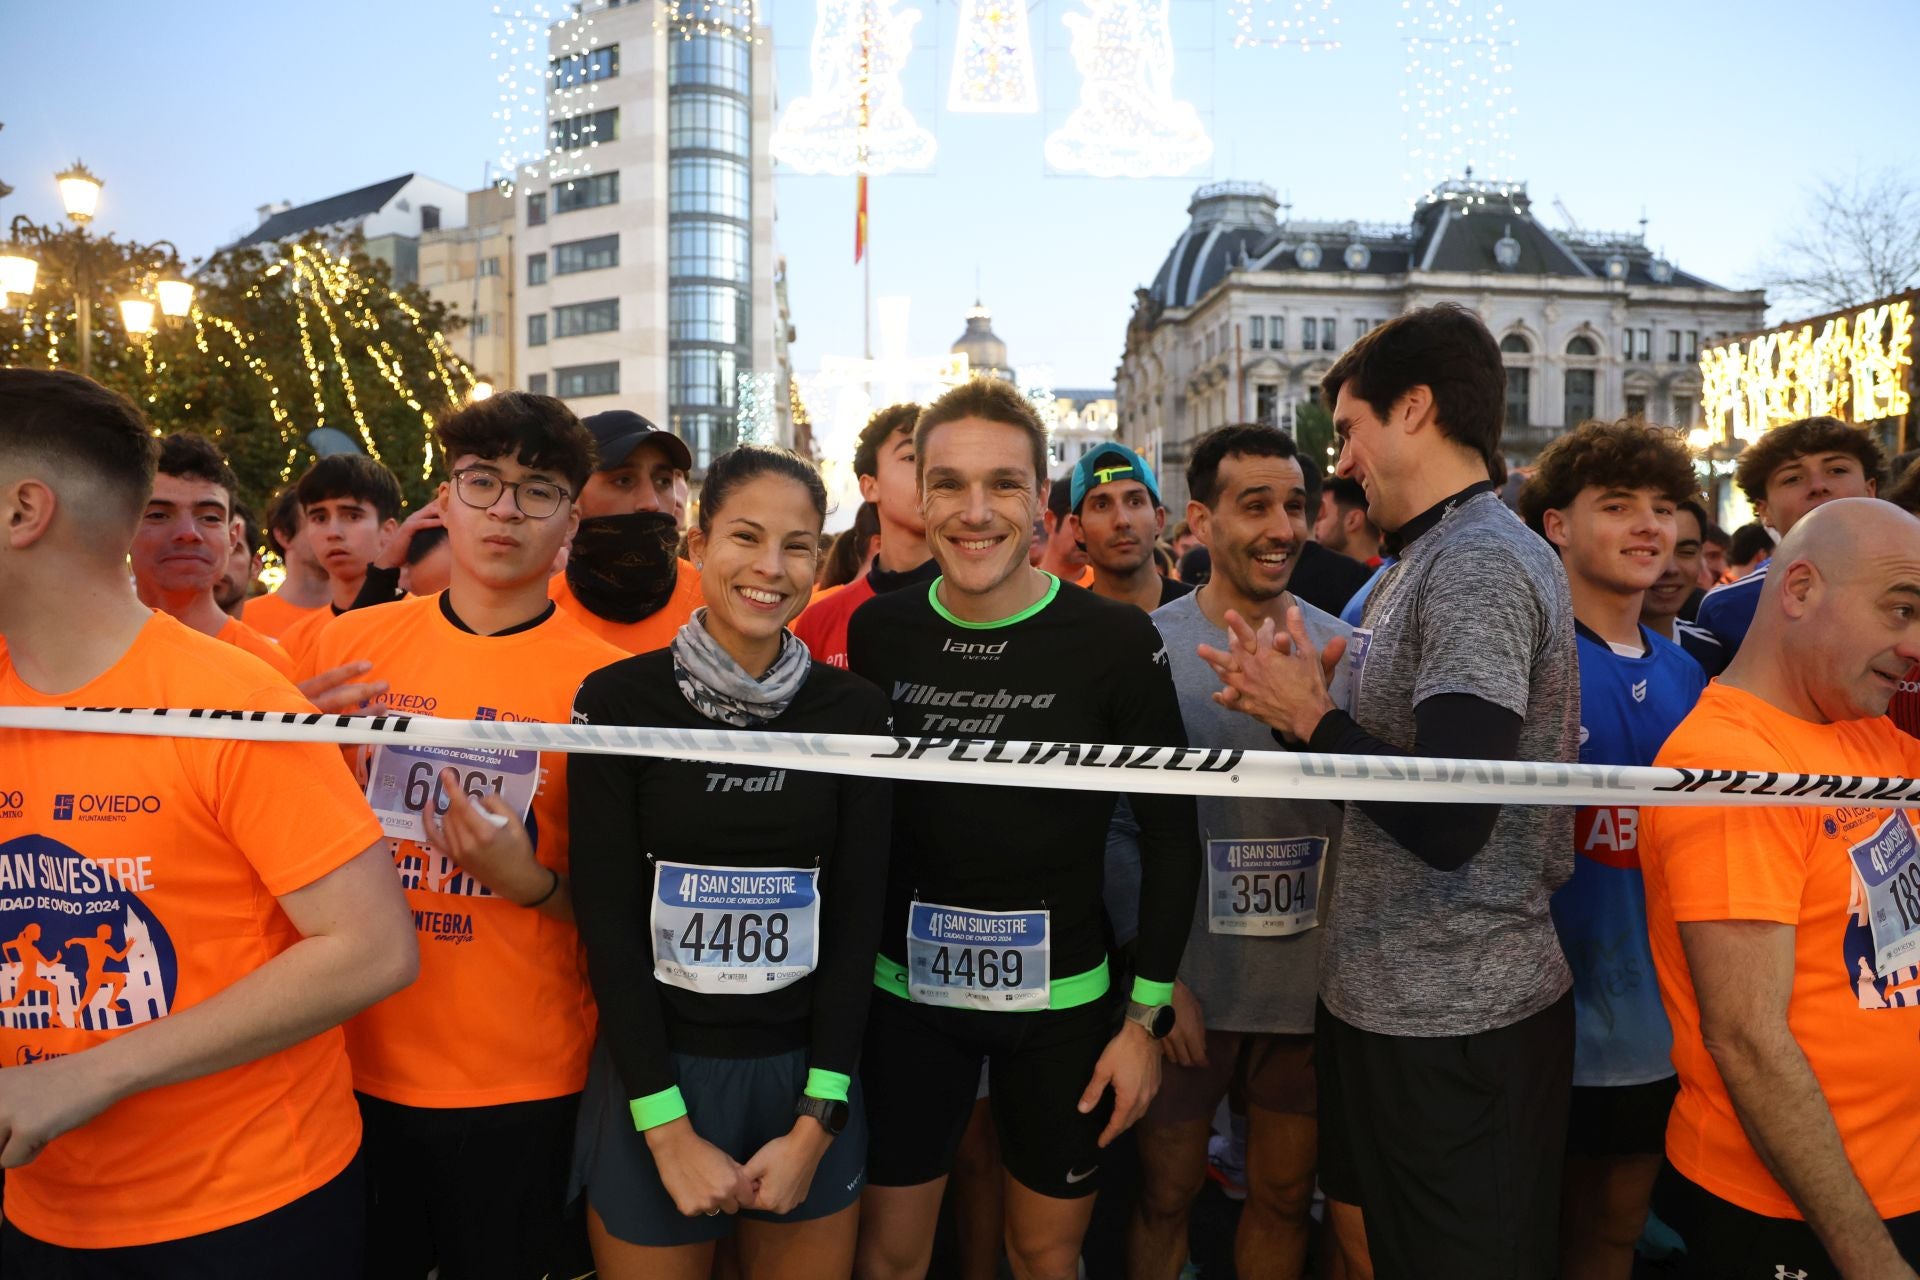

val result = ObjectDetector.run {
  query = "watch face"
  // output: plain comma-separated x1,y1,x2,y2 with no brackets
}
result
824,1099,850,1134
1151,1005,1177,1038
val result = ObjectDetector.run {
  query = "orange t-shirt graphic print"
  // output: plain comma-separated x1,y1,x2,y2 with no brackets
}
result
305,593,623,1107
0,613,380,1249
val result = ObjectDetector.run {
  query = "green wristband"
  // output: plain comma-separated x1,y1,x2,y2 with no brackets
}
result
804,1068,851,1104
1130,977,1175,1007
629,1085,688,1132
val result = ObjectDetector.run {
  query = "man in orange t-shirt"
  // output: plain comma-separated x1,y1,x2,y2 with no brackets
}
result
131,433,298,680
304,391,623,1276
549,410,704,654
0,369,415,1274
1642,498,1920,1277
243,486,330,637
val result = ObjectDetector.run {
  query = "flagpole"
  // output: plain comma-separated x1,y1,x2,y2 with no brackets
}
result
857,0,873,361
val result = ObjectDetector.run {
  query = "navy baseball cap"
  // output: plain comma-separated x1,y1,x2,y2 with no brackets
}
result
582,409,693,474
1070,443,1161,513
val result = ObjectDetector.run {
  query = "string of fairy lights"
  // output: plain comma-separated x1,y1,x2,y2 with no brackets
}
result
1397,0,1517,194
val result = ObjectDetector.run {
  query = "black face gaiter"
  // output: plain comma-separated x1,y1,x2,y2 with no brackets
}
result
565,512,681,624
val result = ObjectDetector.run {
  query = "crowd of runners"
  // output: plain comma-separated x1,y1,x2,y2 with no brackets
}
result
0,300,1915,1280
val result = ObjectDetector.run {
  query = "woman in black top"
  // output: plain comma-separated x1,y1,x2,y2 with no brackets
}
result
569,446,892,1279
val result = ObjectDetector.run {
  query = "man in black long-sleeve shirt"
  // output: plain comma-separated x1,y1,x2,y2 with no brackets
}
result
849,380,1201,1280
1204,305,1578,1279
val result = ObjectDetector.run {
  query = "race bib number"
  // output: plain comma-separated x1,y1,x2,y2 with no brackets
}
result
1345,627,1373,714
1207,837,1325,936
365,743,538,842
650,861,819,994
1846,813,1920,978
907,902,1049,1011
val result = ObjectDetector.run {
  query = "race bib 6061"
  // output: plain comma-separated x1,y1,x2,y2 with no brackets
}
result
365,743,538,842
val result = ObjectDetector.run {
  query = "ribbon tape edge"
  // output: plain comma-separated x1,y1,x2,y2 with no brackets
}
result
0,706,1914,810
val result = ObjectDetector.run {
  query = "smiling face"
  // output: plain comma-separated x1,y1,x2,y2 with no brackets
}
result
688,472,822,665
1544,485,1676,599
1332,384,1412,530
438,452,578,592
1760,449,1877,535
1190,451,1309,608
1791,558,1920,721
1072,479,1163,577
918,417,1045,601
1644,504,1705,623
131,473,231,597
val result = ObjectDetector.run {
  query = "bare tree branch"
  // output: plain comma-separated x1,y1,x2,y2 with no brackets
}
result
1762,167,1920,315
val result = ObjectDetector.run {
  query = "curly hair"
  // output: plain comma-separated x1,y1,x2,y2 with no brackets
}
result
1518,419,1699,535
1734,415,1885,507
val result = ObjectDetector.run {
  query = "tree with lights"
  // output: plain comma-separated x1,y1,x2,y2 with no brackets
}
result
0,234,475,516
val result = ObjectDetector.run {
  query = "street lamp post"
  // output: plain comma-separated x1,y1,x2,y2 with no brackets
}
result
0,158,193,378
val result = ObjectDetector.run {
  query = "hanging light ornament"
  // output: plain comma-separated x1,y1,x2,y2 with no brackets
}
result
772,0,937,175
948,0,1039,114
1397,0,1518,195
489,3,609,194
1229,0,1340,52
1044,0,1211,178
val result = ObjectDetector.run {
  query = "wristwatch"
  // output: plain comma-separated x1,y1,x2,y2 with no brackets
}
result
795,1093,850,1136
1124,999,1176,1040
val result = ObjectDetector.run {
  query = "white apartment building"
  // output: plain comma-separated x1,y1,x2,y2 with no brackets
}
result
1117,179,1768,510
513,0,789,468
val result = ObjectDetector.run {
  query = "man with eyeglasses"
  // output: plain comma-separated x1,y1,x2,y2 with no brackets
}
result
300,392,626,1278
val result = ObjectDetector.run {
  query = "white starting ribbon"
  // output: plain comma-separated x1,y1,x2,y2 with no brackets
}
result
1,706,1919,810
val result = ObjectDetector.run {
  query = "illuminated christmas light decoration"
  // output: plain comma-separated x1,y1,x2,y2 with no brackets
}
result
948,0,1039,114
656,0,762,42
771,0,937,175
1045,0,1212,179
1397,0,1517,196
1229,0,1340,51
736,371,780,444
489,3,610,193
1699,295,1915,443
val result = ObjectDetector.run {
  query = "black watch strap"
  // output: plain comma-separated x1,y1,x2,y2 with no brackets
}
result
795,1093,849,1136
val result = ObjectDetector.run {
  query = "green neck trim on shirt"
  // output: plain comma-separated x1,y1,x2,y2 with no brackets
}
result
928,572,1060,631
872,952,1109,1011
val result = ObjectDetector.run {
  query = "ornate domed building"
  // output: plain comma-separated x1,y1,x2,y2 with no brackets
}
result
951,301,1015,383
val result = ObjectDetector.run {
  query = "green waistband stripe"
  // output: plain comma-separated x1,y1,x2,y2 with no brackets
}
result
872,953,1110,1011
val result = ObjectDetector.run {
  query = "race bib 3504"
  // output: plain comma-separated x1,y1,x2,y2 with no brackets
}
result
907,901,1049,1011
1206,836,1325,936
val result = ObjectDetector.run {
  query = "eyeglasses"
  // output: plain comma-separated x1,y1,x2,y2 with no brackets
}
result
450,468,572,518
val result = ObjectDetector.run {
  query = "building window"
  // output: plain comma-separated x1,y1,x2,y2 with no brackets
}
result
1249,316,1265,349
527,192,546,226
1354,319,1368,344
479,257,500,277
1323,318,1336,349
669,90,752,155
1668,330,1682,363
1674,394,1695,424
554,234,620,275
1204,331,1215,361
527,253,548,286
528,373,548,395
1565,369,1596,425
550,108,619,152
472,315,490,336
1685,330,1699,360
551,45,619,87
1302,318,1317,351
556,361,620,398
668,221,749,282
668,157,750,218
1567,334,1598,357
669,33,750,94
554,298,620,338
1500,333,1531,354
1625,392,1647,419
1270,315,1284,349
1506,367,1530,428
553,172,619,213
528,314,547,347
421,205,441,232
1256,383,1279,426
671,349,740,407
671,283,747,343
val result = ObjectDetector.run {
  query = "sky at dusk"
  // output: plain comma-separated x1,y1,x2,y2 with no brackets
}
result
5,0,1915,387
